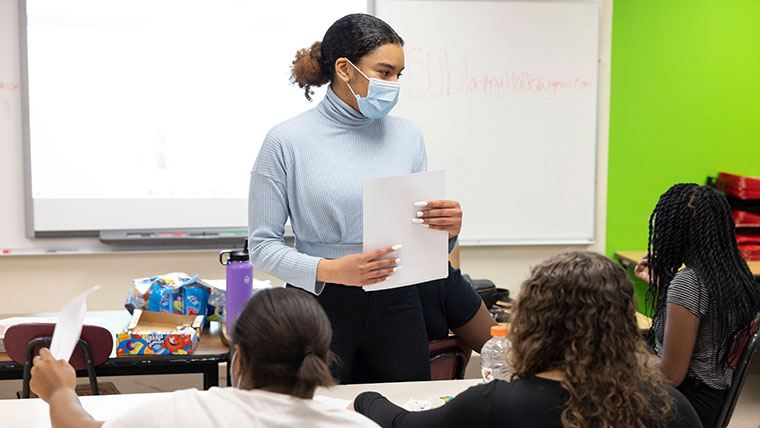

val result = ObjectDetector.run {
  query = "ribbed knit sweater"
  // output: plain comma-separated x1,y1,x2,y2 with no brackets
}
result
248,86,432,294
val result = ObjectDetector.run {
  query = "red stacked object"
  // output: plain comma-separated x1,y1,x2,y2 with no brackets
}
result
733,210,760,228
718,172,760,200
718,172,760,260
737,230,760,260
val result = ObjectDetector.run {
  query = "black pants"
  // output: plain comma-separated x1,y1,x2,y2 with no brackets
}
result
677,376,727,428
298,282,431,384
416,264,483,341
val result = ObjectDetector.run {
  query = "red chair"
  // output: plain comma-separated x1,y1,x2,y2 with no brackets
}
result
4,323,113,398
429,336,472,380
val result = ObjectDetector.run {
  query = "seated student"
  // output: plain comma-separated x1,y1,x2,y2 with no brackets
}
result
353,251,702,428
29,288,379,428
416,263,497,353
634,183,760,428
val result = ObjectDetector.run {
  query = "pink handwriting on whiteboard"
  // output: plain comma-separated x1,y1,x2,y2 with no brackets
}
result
0,82,20,91
404,47,592,101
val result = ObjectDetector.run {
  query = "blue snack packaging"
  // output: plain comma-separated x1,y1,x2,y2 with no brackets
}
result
184,285,209,316
126,273,209,317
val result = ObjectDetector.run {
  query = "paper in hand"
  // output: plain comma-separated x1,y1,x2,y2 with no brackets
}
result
362,170,449,291
50,285,101,361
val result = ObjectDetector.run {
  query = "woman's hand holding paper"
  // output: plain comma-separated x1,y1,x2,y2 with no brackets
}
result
317,245,402,286
412,200,463,239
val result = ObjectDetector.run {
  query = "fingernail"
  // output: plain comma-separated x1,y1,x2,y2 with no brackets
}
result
417,211,424,217
391,244,403,251
420,224,430,228
411,218,424,224
393,266,403,272
395,258,401,264
414,201,428,207
385,275,395,281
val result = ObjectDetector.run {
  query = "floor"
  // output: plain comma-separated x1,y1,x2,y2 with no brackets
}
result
2,356,759,427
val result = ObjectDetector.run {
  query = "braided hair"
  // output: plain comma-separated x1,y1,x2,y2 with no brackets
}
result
646,183,760,370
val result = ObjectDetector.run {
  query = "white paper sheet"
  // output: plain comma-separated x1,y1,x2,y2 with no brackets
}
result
362,171,449,291
49,285,100,361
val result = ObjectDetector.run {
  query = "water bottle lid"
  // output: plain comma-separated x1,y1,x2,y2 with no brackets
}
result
220,238,250,264
227,248,249,262
490,325,508,336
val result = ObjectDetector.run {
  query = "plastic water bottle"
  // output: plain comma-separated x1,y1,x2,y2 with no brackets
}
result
480,325,511,383
219,239,253,331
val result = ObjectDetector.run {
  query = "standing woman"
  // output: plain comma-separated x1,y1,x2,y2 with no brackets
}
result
635,183,760,428
248,14,492,384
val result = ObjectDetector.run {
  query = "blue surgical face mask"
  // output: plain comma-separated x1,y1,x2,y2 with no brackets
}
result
345,59,400,119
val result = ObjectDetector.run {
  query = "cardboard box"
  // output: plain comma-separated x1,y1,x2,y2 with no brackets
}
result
115,310,204,356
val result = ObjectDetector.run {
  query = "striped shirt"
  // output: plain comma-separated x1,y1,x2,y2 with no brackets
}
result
654,268,735,389
248,86,451,295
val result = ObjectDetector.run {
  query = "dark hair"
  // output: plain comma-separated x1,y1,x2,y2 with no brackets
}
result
510,251,674,428
645,183,760,369
290,13,404,100
231,287,335,398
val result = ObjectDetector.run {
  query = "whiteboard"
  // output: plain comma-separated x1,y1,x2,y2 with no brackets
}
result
376,0,600,245
2,0,600,250
19,0,367,235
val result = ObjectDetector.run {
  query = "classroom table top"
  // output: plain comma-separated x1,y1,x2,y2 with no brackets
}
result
615,250,760,279
0,379,482,428
0,310,228,364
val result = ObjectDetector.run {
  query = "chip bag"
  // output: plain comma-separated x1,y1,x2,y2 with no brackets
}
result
126,272,209,316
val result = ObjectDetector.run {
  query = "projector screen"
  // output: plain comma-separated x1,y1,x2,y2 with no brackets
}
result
21,0,367,234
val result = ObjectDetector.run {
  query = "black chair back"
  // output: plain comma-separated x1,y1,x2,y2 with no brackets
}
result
713,318,760,428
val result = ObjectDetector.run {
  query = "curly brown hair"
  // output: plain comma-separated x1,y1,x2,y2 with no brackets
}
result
290,41,330,102
509,251,674,428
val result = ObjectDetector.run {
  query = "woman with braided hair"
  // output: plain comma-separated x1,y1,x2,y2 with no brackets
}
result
635,183,760,428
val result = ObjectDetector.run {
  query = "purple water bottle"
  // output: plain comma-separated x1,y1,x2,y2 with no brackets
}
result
219,239,253,331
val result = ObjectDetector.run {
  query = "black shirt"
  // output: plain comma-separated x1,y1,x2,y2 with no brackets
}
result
354,376,702,428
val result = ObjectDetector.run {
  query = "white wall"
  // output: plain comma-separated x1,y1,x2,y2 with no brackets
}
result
0,0,611,314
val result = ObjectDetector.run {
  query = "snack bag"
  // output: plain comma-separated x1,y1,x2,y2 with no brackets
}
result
184,285,210,316
147,276,188,314
126,273,206,315
125,277,154,313
205,284,226,323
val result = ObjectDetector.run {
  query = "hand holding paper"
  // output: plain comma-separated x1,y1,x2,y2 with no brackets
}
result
363,171,449,292
29,347,77,402
318,245,401,287
413,199,463,239
50,285,101,362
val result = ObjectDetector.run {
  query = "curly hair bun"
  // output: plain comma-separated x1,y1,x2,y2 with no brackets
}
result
290,41,330,101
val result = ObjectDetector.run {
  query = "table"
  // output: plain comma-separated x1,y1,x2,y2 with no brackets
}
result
615,250,760,280
0,379,481,428
0,311,228,390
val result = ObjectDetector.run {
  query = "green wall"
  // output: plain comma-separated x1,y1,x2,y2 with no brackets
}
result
607,1,760,312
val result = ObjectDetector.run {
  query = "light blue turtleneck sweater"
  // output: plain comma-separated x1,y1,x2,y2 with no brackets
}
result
248,86,450,295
